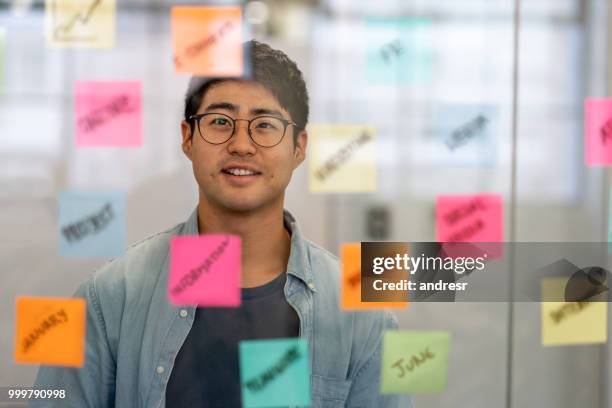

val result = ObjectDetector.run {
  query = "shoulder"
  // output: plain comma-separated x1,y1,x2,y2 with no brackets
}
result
80,222,183,308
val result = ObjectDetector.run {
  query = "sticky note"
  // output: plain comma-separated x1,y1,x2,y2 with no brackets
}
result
381,331,450,394
309,125,377,193
15,296,86,367
365,17,432,85
239,338,310,408
585,98,612,166
436,194,503,243
169,235,241,307
171,6,243,76
341,243,408,310
58,190,125,257
431,104,499,166
45,0,115,48
541,277,607,346
75,80,142,148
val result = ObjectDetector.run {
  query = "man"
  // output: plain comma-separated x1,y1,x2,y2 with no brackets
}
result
35,40,411,407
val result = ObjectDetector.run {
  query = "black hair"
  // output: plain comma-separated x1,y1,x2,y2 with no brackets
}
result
183,40,309,142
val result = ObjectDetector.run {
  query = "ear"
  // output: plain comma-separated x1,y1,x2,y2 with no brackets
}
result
292,129,308,169
181,120,194,161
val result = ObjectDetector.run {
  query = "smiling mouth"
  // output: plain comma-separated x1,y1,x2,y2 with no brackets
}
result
222,167,262,176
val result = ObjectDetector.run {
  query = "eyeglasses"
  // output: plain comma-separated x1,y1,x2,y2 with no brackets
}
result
188,112,298,148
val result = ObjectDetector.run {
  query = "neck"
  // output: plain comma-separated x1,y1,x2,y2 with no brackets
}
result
196,195,291,288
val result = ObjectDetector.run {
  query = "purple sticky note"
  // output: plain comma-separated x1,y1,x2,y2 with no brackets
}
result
75,80,142,147
585,98,612,166
168,235,241,307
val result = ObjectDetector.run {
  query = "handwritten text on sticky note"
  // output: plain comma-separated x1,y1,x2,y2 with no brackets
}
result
436,194,503,244
239,338,310,408
341,243,408,310
541,277,607,346
381,331,450,394
169,234,240,307
365,17,432,85
309,125,377,192
585,98,612,166
75,80,141,147
171,6,243,76
45,0,115,48
58,190,125,257
15,297,86,367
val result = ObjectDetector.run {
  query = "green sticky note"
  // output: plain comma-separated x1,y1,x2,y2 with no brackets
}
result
239,338,310,408
365,17,432,85
381,330,450,394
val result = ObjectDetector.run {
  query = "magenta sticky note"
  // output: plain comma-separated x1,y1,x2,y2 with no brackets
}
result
75,80,142,147
168,235,241,307
585,98,612,166
436,194,503,244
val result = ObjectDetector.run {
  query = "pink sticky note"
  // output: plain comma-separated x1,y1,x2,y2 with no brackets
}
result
585,98,612,166
75,81,142,147
169,235,241,307
436,194,503,243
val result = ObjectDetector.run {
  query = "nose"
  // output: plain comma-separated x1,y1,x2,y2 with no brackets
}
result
227,119,257,155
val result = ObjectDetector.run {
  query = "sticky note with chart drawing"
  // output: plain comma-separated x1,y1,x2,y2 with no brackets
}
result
541,277,607,346
239,338,310,408
341,243,409,310
365,16,432,85
309,125,377,193
381,331,450,394
58,190,125,257
436,194,503,259
15,296,86,367
75,80,142,147
45,0,115,48
585,98,612,166
168,235,241,307
171,6,243,76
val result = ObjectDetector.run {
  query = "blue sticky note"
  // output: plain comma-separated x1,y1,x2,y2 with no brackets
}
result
431,103,499,167
365,17,432,85
239,338,310,408
58,191,125,257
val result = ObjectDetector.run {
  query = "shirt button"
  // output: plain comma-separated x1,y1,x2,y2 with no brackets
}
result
179,309,188,318
156,365,165,374
308,282,315,290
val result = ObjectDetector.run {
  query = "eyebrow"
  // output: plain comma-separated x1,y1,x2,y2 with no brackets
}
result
204,102,237,112
203,102,286,119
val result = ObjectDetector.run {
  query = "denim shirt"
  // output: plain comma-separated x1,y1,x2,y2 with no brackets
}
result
34,209,413,408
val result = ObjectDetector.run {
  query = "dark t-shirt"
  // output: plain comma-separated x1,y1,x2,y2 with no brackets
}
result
165,272,300,407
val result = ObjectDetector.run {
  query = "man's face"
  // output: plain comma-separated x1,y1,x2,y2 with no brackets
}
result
181,80,307,213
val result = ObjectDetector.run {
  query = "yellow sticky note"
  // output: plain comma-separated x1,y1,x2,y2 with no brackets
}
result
309,125,377,193
541,278,607,346
341,243,408,310
15,297,86,367
45,0,116,48
171,6,243,76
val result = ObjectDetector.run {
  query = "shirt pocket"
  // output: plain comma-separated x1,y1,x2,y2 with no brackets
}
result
310,374,352,408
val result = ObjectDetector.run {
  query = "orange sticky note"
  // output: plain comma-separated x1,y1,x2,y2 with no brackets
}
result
15,297,86,367
341,243,408,310
171,6,243,76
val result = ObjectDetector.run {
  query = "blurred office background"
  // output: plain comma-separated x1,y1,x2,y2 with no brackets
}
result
1,0,611,406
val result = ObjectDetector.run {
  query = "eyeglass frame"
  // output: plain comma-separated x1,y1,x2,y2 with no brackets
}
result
188,112,299,148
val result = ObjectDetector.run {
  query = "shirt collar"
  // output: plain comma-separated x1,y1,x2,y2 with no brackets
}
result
180,208,316,292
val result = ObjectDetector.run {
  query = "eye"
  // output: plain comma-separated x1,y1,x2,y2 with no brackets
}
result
255,120,281,131
211,117,230,126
